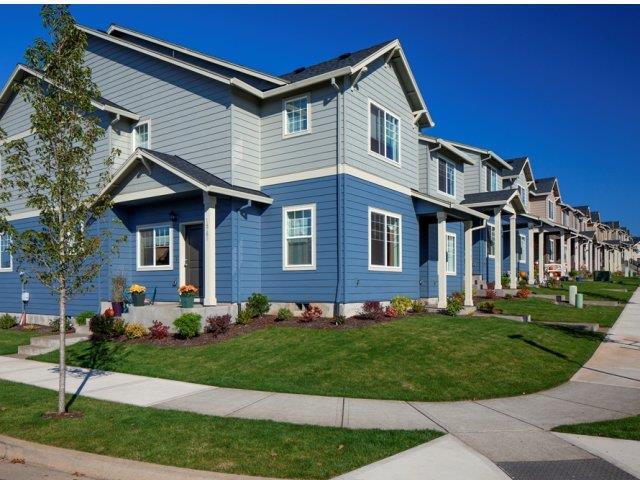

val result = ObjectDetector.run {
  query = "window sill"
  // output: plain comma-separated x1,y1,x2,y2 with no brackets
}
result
369,265,402,272
367,150,401,168
283,265,316,271
136,265,173,272
437,190,457,199
0,268,13,273
282,129,312,140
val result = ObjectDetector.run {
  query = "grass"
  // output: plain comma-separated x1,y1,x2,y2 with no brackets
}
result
553,416,640,441
530,277,640,303
34,315,603,402
0,329,41,355
492,297,623,327
0,380,439,479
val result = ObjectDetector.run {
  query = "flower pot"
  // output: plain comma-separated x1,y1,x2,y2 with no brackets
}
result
180,294,195,308
131,292,146,307
111,301,124,316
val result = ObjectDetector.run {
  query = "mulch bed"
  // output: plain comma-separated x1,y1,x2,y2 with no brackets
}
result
9,324,55,334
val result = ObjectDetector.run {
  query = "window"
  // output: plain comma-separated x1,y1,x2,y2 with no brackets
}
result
548,200,555,220
517,234,526,263
369,208,401,270
563,211,569,226
438,158,456,196
369,100,400,164
283,94,310,136
486,166,498,191
133,122,150,149
283,204,315,270
0,233,12,272
446,232,456,275
487,224,496,257
517,185,527,205
137,225,172,270
548,238,556,261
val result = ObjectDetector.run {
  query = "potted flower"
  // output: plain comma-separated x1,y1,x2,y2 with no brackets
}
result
111,274,126,316
178,284,198,308
129,284,147,307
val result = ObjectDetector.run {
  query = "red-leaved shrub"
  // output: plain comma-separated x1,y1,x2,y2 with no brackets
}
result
516,286,531,299
205,314,231,336
385,306,398,318
361,301,384,320
149,321,169,340
300,305,322,323
485,289,497,299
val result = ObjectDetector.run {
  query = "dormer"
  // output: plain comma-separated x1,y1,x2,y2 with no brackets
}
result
530,177,561,223
504,156,535,212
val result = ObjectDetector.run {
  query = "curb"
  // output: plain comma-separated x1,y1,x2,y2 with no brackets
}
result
0,434,279,480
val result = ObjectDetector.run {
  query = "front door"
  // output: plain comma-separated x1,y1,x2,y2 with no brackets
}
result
184,224,203,293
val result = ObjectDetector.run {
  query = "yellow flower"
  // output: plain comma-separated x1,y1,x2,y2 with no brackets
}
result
179,284,199,295
129,283,146,294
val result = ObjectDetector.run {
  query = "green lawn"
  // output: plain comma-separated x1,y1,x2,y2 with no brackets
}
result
531,277,639,303
0,329,41,355
34,315,603,402
492,297,623,327
0,380,439,480
553,416,640,441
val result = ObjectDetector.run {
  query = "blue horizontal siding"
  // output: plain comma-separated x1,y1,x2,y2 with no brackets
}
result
419,217,464,298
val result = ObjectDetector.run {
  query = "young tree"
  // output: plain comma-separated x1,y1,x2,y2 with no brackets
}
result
0,5,119,414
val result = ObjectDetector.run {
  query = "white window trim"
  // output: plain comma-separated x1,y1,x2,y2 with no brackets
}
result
0,233,13,273
487,224,496,258
282,203,316,271
486,165,498,192
436,156,456,198
446,232,457,275
367,99,402,168
282,93,312,139
548,199,555,220
136,223,173,271
368,207,403,272
518,233,526,264
132,120,151,151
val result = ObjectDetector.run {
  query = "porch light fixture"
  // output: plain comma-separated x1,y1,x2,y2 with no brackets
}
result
169,211,177,223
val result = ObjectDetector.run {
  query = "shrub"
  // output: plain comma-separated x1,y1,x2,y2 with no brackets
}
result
276,308,293,322
485,289,497,300
390,296,412,316
501,275,510,287
124,322,148,339
444,296,463,316
113,318,127,337
300,305,322,323
504,293,513,300
333,315,346,326
173,313,201,339
411,300,425,314
477,301,495,313
451,292,464,302
89,315,114,338
246,293,270,317
360,301,384,320
516,286,531,299
50,317,73,333
149,321,169,340
205,314,231,337
0,314,16,330
385,306,399,318
236,308,254,325
74,311,94,326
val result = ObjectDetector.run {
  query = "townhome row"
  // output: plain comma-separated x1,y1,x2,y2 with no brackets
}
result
0,24,637,319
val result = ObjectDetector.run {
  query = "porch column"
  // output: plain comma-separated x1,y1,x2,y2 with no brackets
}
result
574,239,579,271
464,221,473,307
588,242,593,272
494,208,503,289
509,214,517,289
560,231,566,276
538,230,545,284
203,192,217,306
437,212,447,309
527,223,535,285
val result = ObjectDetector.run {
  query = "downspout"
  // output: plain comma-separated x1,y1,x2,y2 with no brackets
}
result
331,77,345,314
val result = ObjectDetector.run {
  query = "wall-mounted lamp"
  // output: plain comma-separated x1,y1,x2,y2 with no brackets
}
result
169,211,177,223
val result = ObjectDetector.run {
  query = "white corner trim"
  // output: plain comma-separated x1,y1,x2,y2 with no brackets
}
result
282,203,316,271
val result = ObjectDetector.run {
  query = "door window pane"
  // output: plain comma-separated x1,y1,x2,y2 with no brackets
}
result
446,233,456,274
487,225,496,256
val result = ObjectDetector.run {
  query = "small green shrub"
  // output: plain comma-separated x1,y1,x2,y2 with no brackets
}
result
246,293,270,317
74,311,94,326
0,314,16,329
49,317,73,333
236,308,253,325
444,296,463,316
333,315,346,325
276,308,293,322
411,300,425,314
173,313,201,339
390,296,412,316
477,301,495,313
124,322,148,339
112,318,127,337
89,315,114,338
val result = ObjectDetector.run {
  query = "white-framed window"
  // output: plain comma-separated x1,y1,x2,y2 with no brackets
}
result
517,233,526,263
282,204,316,270
548,199,555,220
136,224,172,271
563,211,569,226
368,207,402,271
437,157,456,197
486,166,498,192
446,232,456,275
0,233,12,272
133,121,150,150
283,94,311,137
368,100,400,164
517,185,527,206
487,224,496,257
548,238,556,261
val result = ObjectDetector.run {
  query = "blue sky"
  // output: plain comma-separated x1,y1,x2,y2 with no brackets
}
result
1,5,638,233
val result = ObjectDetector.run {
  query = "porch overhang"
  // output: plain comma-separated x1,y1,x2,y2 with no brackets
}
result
460,189,526,215
411,190,488,221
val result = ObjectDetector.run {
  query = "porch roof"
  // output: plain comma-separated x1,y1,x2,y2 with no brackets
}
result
103,148,273,204
460,189,526,214
411,189,488,220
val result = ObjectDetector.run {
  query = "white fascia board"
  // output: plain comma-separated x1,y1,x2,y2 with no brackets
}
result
0,64,22,109
261,67,353,99
412,190,488,220
437,139,476,165
106,24,289,87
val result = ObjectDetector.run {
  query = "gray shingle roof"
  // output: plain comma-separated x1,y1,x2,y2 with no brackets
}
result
580,230,595,239
505,157,528,174
574,205,590,216
532,177,556,194
603,221,620,228
461,189,516,205
591,211,601,222
279,40,395,83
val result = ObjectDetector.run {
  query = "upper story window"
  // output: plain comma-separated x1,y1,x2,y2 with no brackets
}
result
438,158,456,197
0,233,12,272
517,185,527,206
283,204,316,270
369,207,401,271
548,200,555,220
137,224,172,271
133,122,150,150
486,166,498,192
563,211,569,226
283,94,310,137
369,100,400,164
487,224,496,257
446,232,456,275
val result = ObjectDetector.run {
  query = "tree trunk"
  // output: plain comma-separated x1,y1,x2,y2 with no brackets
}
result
58,285,66,414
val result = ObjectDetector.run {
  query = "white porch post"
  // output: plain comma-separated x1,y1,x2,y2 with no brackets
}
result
494,208,503,289
560,231,566,276
203,192,217,306
574,239,579,271
527,223,535,285
588,242,593,272
437,212,447,308
538,230,545,284
509,215,517,289
464,221,473,307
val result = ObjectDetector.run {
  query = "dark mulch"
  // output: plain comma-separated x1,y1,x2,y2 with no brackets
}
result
9,324,55,334
42,411,84,419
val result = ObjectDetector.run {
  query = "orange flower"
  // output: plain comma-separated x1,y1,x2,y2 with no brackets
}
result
179,284,198,295
129,284,146,294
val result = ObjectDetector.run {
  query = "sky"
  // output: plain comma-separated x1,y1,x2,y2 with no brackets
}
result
0,4,638,233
